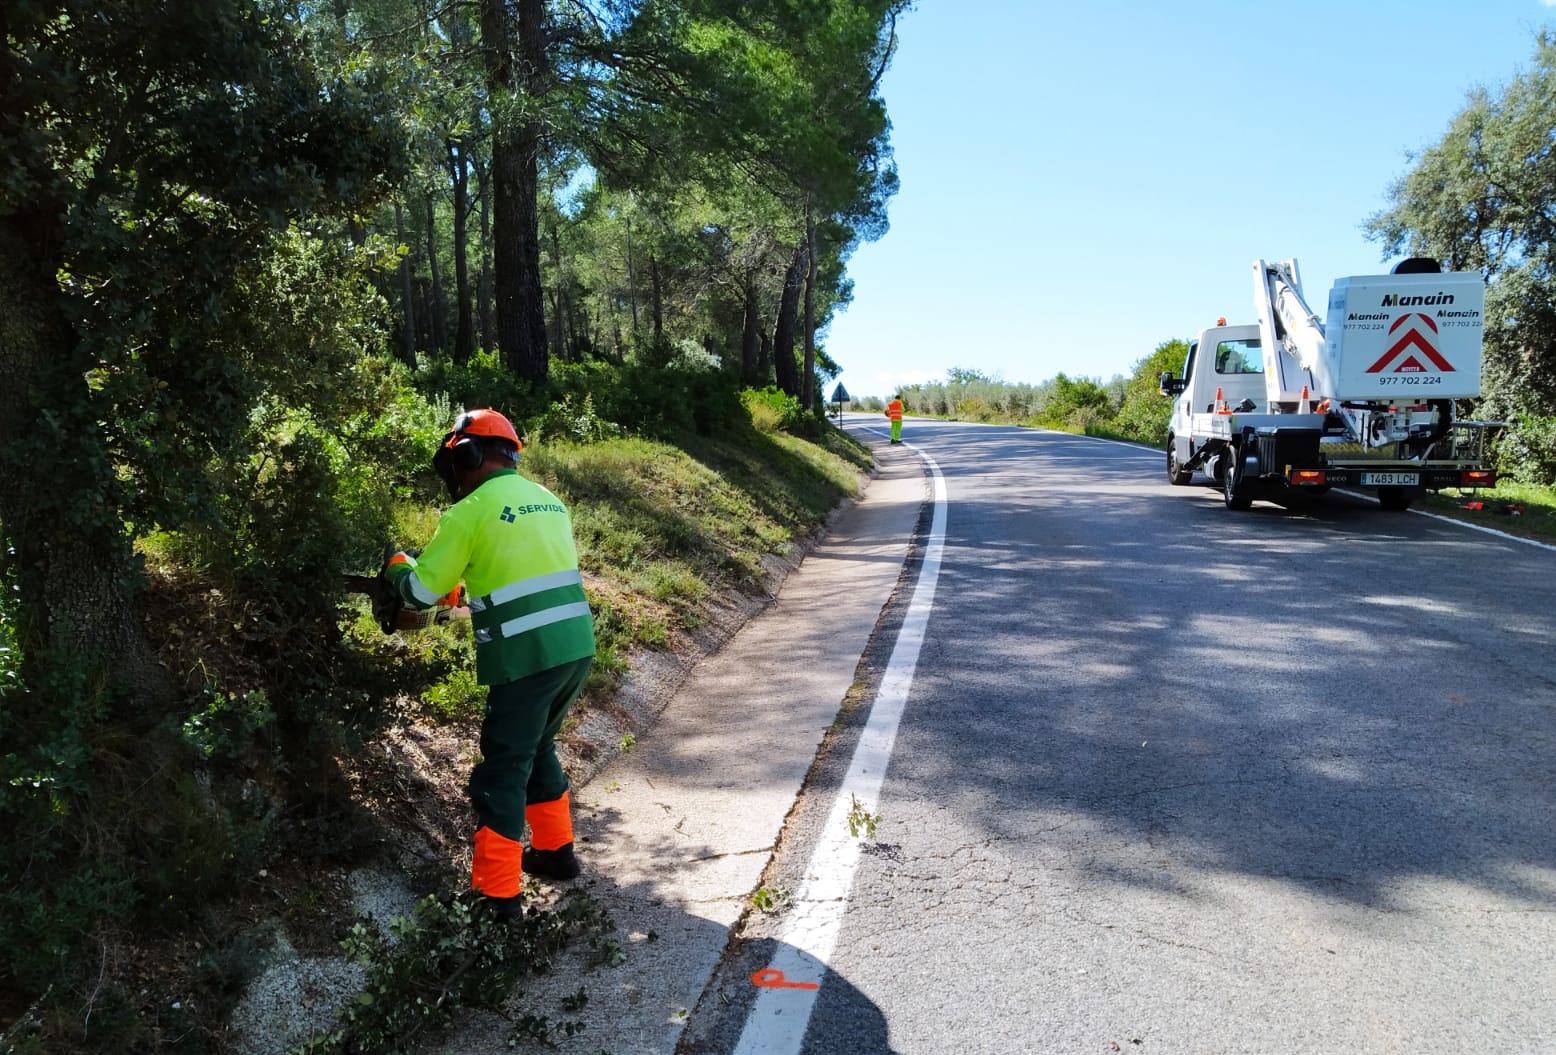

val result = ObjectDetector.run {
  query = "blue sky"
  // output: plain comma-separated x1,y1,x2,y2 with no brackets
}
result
824,0,1556,399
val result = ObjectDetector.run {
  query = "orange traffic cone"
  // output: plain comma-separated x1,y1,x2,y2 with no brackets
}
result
1214,386,1230,414
1298,384,1311,414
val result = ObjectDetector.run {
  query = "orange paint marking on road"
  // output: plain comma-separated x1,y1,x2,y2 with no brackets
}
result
750,968,820,991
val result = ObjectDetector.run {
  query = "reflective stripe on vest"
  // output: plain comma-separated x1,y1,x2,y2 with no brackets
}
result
473,602,594,645
467,568,583,613
468,568,590,646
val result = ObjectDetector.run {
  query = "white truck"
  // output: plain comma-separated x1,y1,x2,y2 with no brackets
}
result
1158,257,1499,511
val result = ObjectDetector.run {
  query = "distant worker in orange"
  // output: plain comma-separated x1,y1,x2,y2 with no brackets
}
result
885,394,904,444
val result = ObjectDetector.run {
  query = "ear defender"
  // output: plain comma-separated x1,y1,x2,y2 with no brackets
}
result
451,434,485,472
432,429,483,496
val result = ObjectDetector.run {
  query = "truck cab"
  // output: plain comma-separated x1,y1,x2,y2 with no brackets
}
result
1161,323,1264,486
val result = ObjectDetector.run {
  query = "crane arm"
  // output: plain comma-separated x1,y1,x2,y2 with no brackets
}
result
1252,259,1325,406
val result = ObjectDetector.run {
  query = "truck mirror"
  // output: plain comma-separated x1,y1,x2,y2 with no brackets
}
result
1158,371,1177,396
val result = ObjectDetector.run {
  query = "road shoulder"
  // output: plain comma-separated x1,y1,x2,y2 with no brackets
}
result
440,433,929,1054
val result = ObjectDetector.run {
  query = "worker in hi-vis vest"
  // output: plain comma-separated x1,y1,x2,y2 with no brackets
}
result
385,409,595,920
885,395,904,444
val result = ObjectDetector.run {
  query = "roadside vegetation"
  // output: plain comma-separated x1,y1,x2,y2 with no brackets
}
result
889,342,1185,447
0,365,869,1054
1,0,896,1050
1419,482,1556,544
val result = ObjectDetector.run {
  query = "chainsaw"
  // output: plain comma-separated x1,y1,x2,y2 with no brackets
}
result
343,545,468,634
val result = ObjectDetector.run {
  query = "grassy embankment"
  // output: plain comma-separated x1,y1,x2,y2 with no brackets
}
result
550,425,872,666
372,421,874,725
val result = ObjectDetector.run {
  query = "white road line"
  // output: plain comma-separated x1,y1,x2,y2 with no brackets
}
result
733,442,947,1055
1409,507,1556,552
1333,488,1556,553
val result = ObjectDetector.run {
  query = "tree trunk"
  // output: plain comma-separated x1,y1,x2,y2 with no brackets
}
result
480,0,550,384
414,275,435,353
580,304,597,361
448,140,474,363
447,11,475,362
425,193,447,353
740,277,761,386
550,222,566,362
772,241,807,397
477,158,493,356
395,200,417,366
625,216,638,336
651,252,664,339
802,199,818,411
758,327,773,385
0,224,170,705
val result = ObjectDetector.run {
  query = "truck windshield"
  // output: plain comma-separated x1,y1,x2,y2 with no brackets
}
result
1214,339,1262,375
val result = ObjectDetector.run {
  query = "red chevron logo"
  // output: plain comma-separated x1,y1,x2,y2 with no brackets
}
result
1367,313,1455,373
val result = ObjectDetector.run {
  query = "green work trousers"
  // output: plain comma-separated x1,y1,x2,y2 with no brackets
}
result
890,418,903,442
468,655,593,843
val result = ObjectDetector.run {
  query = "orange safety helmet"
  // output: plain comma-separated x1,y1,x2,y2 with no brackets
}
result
450,408,521,447
433,408,523,494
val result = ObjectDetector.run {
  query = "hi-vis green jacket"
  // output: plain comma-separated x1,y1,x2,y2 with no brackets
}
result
387,470,595,685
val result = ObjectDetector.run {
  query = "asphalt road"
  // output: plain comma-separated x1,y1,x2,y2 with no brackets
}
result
683,416,1556,1055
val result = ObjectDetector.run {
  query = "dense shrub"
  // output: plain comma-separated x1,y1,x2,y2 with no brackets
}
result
742,387,807,433
1037,373,1113,429
416,349,543,424
1002,389,1032,419
1496,411,1556,484
897,360,1184,441
1109,339,1188,445
625,342,747,437
536,392,624,444
0,353,464,1020
954,395,996,422
545,341,747,440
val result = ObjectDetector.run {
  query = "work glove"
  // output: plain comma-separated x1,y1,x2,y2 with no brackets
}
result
376,549,468,631
373,549,419,635
370,576,403,635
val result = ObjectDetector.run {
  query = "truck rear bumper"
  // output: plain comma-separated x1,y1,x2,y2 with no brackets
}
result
1238,425,1496,490
1313,467,1497,489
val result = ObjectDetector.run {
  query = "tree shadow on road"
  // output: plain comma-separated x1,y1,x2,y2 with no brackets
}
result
891,425,1556,911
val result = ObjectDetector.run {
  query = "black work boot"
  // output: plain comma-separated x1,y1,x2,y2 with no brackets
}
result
522,842,581,881
481,893,524,922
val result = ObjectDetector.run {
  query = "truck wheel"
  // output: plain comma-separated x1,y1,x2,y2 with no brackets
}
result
1377,487,1413,512
1223,452,1254,510
1167,438,1193,485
